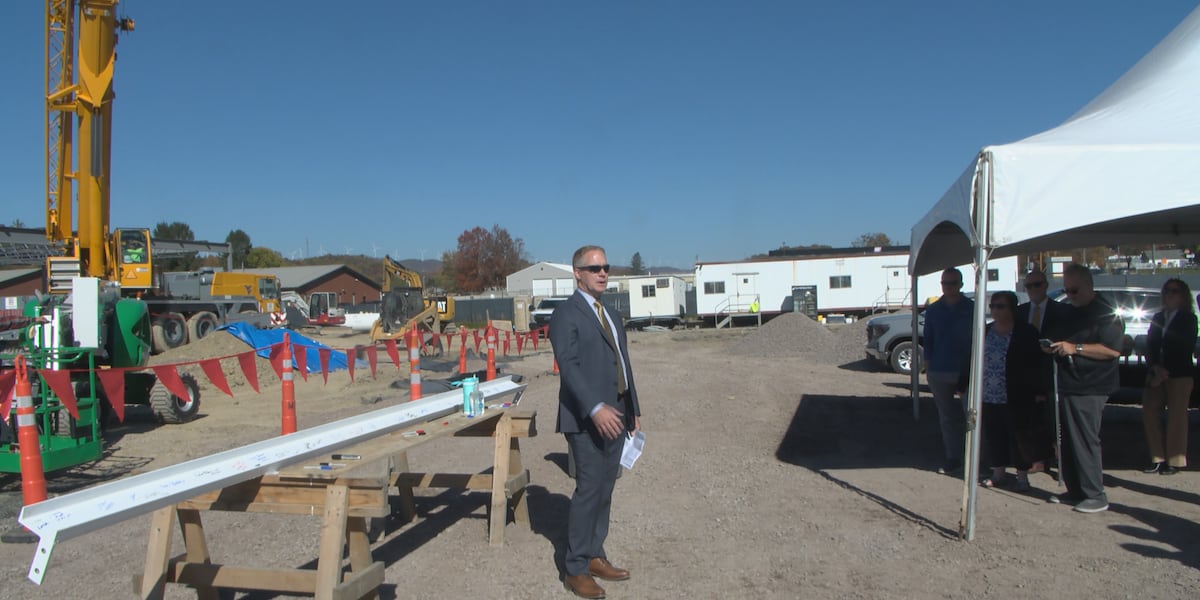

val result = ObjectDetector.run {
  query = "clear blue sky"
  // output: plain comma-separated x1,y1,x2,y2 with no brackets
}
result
2,1,1196,268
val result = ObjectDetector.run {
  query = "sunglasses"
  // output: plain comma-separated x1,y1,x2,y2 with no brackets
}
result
577,264,610,273
1025,281,1047,289
988,303,1011,309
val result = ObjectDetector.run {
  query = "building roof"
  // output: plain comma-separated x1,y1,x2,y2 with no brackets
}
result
233,265,378,290
0,268,41,285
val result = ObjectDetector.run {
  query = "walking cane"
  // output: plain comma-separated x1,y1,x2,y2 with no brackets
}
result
1051,359,1063,488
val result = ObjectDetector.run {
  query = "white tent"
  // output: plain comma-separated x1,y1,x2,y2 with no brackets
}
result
908,6,1200,539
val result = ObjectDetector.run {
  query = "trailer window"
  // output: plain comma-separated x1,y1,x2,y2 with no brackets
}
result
656,278,669,288
987,269,999,281
704,281,725,294
641,285,656,298
830,275,851,289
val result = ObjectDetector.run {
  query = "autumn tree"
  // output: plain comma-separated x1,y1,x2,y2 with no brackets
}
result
243,246,284,268
630,252,645,275
852,232,893,248
153,221,199,271
445,225,529,293
224,229,253,269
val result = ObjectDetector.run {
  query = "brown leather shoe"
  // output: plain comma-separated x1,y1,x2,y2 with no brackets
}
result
564,574,606,599
588,557,630,581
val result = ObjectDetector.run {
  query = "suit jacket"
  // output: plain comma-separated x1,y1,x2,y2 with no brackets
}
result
1146,309,1199,378
1016,299,1070,336
998,320,1049,407
549,292,641,434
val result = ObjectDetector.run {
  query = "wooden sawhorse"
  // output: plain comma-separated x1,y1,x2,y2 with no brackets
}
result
134,407,536,599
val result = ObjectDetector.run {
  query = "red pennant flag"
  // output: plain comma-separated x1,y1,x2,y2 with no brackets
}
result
237,351,261,393
444,331,454,351
268,342,285,380
366,345,378,379
384,339,401,370
319,348,331,384
516,333,525,354
531,328,540,350
504,330,511,355
199,358,232,397
95,369,127,422
431,332,441,353
294,344,309,382
0,370,16,424
345,347,356,383
39,369,79,419
460,328,469,350
152,366,193,405
473,329,482,353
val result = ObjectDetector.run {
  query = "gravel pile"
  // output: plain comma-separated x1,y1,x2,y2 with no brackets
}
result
725,312,872,366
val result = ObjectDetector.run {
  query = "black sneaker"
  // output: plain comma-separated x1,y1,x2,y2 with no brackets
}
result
937,460,962,475
1047,492,1080,505
1143,462,1164,474
1161,465,1180,476
1073,498,1109,513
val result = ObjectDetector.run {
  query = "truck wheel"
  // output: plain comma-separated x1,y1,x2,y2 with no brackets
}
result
187,311,220,342
889,340,921,375
151,313,187,353
150,372,201,424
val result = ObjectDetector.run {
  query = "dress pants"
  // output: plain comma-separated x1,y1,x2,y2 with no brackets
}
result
927,371,966,464
1060,394,1108,502
564,429,623,576
1142,377,1193,467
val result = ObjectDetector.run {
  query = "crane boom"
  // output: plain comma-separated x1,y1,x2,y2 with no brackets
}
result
45,0,138,285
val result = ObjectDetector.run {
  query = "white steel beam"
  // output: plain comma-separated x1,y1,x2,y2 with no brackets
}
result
19,376,525,584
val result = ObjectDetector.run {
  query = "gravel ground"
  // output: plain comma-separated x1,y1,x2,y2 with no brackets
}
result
2,319,1199,599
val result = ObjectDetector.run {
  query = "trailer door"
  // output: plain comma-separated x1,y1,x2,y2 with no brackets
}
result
733,272,758,311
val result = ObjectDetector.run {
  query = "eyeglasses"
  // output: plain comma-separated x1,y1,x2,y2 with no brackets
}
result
1064,287,1080,294
1025,281,1047,289
577,264,610,273
988,303,1010,309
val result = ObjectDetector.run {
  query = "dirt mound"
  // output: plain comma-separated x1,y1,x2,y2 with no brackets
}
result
725,312,870,366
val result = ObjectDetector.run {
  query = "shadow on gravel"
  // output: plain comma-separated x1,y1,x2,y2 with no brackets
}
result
836,358,886,373
1107,497,1200,570
525,484,571,575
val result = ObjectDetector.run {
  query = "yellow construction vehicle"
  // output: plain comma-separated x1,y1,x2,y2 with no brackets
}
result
369,256,454,345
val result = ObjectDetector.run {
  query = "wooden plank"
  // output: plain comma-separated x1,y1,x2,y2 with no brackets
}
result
177,509,218,600
178,477,389,517
315,485,351,600
392,472,494,490
136,506,176,600
345,515,377,600
490,413,512,546
392,451,417,523
509,437,529,524
157,562,317,593
454,412,536,438
332,561,384,600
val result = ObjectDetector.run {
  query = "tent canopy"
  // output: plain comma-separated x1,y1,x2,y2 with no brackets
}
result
910,6,1200,276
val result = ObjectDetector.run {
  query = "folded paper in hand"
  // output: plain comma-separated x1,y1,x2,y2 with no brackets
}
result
621,430,645,469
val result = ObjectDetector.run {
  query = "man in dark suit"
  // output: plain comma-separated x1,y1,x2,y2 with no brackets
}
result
549,245,642,599
1017,268,1070,474
1016,269,1069,335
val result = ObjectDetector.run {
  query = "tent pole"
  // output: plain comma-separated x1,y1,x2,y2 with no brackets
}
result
911,272,921,421
961,154,992,541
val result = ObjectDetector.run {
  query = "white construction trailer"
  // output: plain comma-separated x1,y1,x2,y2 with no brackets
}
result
623,275,688,328
693,248,1019,324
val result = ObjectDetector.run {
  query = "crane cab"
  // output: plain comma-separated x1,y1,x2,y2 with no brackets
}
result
113,228,153,289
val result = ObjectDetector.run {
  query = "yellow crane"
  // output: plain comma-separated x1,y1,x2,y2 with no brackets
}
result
45,0,152,291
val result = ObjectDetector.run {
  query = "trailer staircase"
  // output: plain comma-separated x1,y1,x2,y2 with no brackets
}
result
714,295,762,329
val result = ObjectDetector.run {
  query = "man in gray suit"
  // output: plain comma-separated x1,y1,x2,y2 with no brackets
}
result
550,245,642,600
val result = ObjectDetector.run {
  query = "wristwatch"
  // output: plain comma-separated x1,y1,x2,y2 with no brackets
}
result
1075,343,1084,355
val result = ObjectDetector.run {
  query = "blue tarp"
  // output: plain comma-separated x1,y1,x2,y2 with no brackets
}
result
221,323,348,372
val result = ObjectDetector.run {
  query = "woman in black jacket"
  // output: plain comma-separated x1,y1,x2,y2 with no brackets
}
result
1142,278,1198,475
979,291,1048,490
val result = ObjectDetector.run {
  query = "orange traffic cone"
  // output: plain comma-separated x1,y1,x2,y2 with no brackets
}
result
14,355,47,507
280,334,298,435
458,336,468,375
408,327,422,400
552,356,559,375
485,326,497,381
